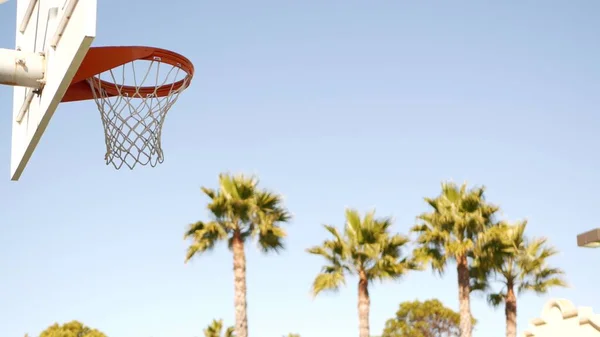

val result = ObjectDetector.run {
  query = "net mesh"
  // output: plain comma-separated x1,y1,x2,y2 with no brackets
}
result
87,57,190,170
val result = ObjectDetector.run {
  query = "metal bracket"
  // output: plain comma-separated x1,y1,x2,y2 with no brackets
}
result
19,0,39,33
50,0,79,48
15,87,42,124
14,51,46,124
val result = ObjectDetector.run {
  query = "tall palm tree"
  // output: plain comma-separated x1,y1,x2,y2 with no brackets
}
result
204,319,235,337
184,173,292,337
411,182,500,337
471,220,567,337
307,208,419,337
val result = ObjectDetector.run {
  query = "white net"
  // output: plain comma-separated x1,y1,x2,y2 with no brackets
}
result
87,57,191,170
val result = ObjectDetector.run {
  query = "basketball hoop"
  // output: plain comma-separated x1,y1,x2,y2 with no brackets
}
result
62,46,194,170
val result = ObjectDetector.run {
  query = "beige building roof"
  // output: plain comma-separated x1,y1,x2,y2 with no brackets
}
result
522,299,600,337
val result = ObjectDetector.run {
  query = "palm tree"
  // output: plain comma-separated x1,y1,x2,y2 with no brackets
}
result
411,182,500,337
204,319,235,337
471,220,567,337
184,173,292,337
307,208,419,337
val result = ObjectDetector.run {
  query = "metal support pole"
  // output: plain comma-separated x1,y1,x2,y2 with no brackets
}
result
0,48,45,89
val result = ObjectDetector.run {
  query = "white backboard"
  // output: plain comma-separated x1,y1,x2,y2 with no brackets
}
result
11,0,97,180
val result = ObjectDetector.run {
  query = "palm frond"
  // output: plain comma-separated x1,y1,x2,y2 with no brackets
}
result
309,209,418,298
469,262,492,294
184,221,208,239
323,225,344,243
380,234,410,259
184,221,228,262
201,187,217,200
519,269,568,294
203,319,223,337
413,246,447,275
470,278,489,293
311,270,346,296
256,226,286,253
224,327,236,337
487,293,506,308
206,197,229,222
344,208,363,244
218,173,239,200
306,245,331,257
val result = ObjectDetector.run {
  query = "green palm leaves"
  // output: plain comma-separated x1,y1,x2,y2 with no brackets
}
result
308,208,418,295
412,182,499,272
204,319,235,337
184,173,291,261
473,220,567,301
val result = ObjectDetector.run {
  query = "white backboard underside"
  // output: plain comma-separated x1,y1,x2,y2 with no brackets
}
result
11,0,97,180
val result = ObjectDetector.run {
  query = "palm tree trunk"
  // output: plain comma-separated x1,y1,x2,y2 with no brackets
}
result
232,229,248,337
505,284,517,337
456,254,472,337
357,271,370,337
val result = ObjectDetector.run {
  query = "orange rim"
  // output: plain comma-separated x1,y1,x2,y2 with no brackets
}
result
62,46,194,102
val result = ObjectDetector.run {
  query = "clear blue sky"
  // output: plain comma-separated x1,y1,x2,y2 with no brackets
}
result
1,1,599,336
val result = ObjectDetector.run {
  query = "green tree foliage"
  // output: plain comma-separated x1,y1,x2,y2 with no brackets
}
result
308,208,419,337
382,299,475,337
203,319,235,337
38,321,106,337
471,220,567,337
411,182,500,337
184,173,292,337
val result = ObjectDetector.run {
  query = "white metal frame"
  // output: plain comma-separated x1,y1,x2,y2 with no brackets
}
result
2,0,97,181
